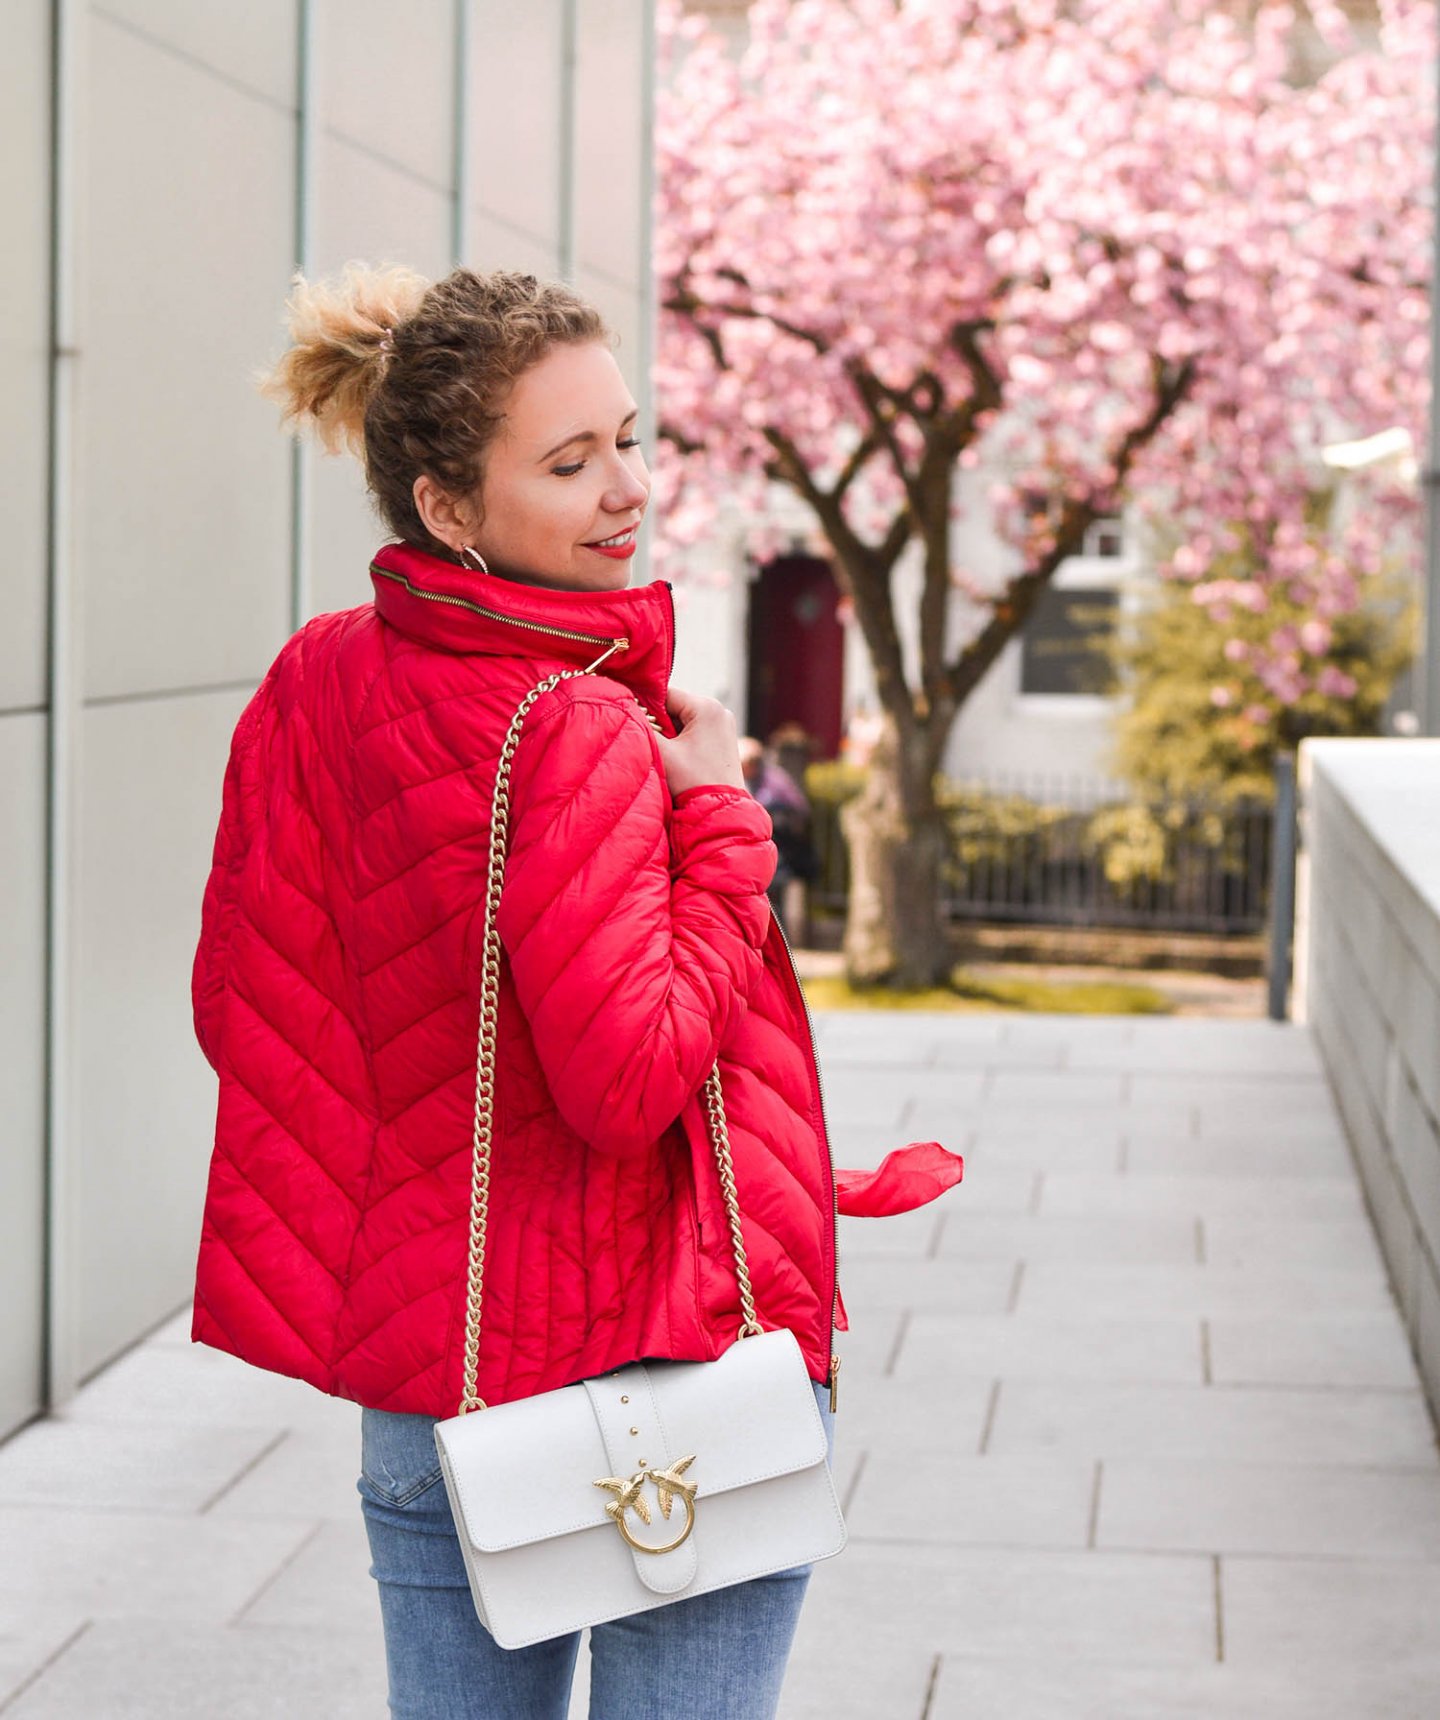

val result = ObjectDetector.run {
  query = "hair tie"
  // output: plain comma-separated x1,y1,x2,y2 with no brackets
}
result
378,326,395,356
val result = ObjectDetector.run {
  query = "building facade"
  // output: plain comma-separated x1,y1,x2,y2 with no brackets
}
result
2,0,656,1440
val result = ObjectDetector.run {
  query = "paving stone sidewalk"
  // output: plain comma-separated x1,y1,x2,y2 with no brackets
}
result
2,1013,1438,1717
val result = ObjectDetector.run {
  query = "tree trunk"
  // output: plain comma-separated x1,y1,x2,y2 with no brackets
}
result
840,719,953,989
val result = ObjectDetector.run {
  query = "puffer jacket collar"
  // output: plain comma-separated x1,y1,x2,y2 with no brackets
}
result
371,542,676,712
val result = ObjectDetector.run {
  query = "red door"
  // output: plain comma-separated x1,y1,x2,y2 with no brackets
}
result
745,556,845,759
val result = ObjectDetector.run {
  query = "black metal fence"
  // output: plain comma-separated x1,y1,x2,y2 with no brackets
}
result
807,773,1274,936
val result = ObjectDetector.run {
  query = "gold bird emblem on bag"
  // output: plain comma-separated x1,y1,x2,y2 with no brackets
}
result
594,1456,698,1553
649,1455,697,1519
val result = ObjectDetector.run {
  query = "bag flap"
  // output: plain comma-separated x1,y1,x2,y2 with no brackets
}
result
434,1329,827,1553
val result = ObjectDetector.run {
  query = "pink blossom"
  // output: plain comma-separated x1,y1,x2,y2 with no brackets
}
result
654,0,1429,722
1316,665,1359,698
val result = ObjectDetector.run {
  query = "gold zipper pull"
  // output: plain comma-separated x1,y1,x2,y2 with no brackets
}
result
828,1354,841,1414
582,638,627,674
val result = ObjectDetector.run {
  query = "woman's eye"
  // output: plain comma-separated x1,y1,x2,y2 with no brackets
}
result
552,438,640,477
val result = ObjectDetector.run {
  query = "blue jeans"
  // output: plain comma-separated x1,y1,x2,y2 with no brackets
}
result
358,1379,835,1719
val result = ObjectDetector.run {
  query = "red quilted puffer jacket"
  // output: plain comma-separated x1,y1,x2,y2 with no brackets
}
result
190,542,960,1416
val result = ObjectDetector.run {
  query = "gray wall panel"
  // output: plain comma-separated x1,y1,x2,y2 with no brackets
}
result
310,135,452,279
467,211,560,281
0,0,52,712
575,269,644,381
572,0,646,289
306,450,387,620
317,0,454,190
306,147,452,617
75,690,248,1378
78,17,294,701
468,0,565,262
90,0,298,108
0,715,49,1437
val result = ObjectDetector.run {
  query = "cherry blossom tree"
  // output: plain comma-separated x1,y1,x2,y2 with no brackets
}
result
654,0,1431,986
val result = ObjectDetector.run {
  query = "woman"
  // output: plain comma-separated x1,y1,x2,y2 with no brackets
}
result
189,265,960,1718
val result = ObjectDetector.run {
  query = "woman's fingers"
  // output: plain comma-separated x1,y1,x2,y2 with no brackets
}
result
664,685,704,727
656,689,745,794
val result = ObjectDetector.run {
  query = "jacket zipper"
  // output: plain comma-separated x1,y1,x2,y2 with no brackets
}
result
768,904,842,1410
371,563,629,656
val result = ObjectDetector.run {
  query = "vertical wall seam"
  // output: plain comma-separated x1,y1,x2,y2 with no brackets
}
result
42,0,78,1413
558,0,577,280
636,0,657,586
451,0,470,265
289,0,315,633
1424,42,1440,733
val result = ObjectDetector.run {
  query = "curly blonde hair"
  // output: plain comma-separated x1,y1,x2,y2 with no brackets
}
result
262,263,610,551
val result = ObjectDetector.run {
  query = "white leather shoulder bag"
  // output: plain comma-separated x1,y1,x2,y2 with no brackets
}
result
432,662,846,1650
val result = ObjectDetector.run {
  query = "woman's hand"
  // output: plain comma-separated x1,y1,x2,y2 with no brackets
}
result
656,686,747,797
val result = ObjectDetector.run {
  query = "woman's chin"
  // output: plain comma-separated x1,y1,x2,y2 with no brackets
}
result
494,560,632,594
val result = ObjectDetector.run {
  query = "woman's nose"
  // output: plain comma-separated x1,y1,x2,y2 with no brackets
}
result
605,455,650,513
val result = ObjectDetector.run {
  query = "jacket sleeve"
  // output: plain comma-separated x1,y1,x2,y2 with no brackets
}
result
191,673,273,1072
494,688,777,1155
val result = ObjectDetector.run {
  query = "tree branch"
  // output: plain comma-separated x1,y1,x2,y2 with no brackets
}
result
947,320,1002,414
668,265,834,356
657,420,703,455
663,285,734,371
846,362,922,512
762,425,914,735
914,432,959,720
941,355,1198,710
832,429,883,503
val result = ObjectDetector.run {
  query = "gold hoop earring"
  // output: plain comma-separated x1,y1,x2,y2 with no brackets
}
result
459,546,490,575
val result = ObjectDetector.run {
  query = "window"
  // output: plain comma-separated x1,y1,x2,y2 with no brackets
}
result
1084,518,1126,559
1019,587,1120,696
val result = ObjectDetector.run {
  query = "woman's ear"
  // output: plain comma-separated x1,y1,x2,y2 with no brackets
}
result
413,474,478,552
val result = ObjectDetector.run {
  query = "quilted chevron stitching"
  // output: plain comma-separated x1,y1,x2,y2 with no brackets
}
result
207,1231,333,1370
356,899,473,980
227,986,370,1123
236,918,357,1046
356,680,518,746
219,1053,363,1216
341,1135,472,1217
503,718,646,910
332,1270,452,1365
211,1141,350,1285
381,1060,472,1126
192,1277,244,1353
368,988,469,1057
353,819,491,905
342,1205,461,1294
352,754,484,828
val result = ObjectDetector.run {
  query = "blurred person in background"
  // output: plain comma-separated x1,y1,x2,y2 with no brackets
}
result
739,734,817,944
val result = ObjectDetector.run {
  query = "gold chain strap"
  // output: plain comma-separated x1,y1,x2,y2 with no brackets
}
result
457,666,762,1414
702,1069,764,1341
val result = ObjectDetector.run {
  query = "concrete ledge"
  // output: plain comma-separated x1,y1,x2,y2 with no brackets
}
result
1297,738,1440,1427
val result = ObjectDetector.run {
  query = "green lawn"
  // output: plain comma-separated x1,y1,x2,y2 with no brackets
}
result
801,968,1172,1016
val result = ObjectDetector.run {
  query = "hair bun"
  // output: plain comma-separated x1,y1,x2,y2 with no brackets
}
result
260,262,430,454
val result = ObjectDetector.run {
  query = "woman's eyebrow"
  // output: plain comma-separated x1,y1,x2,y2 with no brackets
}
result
539,407,639,463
